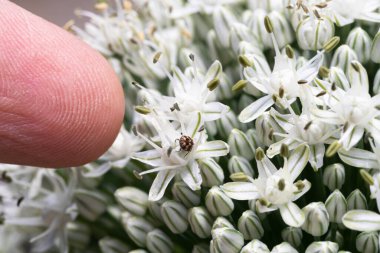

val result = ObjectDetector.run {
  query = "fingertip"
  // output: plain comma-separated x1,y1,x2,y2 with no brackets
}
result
0,1,125,167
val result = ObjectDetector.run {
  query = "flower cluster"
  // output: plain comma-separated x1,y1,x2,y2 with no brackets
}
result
1,0,380,252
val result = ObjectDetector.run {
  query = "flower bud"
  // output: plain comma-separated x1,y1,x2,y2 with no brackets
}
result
148,197,167,222
99,237,131,253
228,129,255,160
67,222,91,250
161,200,188,234
326,230,344,248
205,186,234,217
210,227,244,253
213,6,236,48
346,27,372,63
323,163,345,191
302,202,329,236
271,242,298,253
123,216,154,247
114,187,148,216
325,190,347,223
74,189,107,221
216,110,241,139
192,243,210,253
347,61,369,90
237,210,264,240
296,17,334,51
129,250,148,253
172,182,201,208
255,112,276,147
212,217,234,230
146,229,173,253
371,29,380,63
305,241,339,253
356,231,379,253
188,207,214,238
331,45,358,74
347,189,368,210
199,158,225,187
329,67,350,90
240,239,270,253
238,95,255,113
246,129,261,149
228,156,255,177
281,227,303,248
373,69,380,95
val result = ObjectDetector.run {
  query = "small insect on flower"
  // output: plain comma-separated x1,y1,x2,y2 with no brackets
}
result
178,135,194,153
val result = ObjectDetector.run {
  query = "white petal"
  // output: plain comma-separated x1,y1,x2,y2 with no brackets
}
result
309,144,325,171
293,179,311,201
340,125,364,150
186,112,203,139
180,162,202,191
338,148,379,169
204,60,223,84
342,210,380,232
195,141,229,159
149,170,177,201
221,182,259,200
311,108,341,125
81,162,112,178
297,52,323,83
288,145,310,181
238,95,273,123
203,102,229,121
279,202,305,228
257,155,278,179
132,149,164,167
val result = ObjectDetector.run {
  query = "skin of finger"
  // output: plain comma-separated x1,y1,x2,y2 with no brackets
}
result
0,1,125,167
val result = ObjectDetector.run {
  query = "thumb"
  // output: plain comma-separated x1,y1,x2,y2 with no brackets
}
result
0,1,125,167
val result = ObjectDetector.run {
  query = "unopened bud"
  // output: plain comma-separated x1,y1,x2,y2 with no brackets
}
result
99,237,131,253
192,243,210,253
240,239,270,253
199,158,225,187
281,227,303,248
146,229,173,253
228,129,255,160
323,163,345,191
206,186,234,217
238,210,264,240
123,216,154,247
301,202,329,236
356,231,379,253
346,27,372,63
172,182,201,208
161,200,188,234
297,17,335,51
325,190,347,223
188,207,214,238
75,189,107,221
305,241,339,253
331,45,358,74
228,156,254,178
114,187,148,216
347,189,368,210
210,227,244,253
371,29,380,63
271,242,298,253
67,222,91,250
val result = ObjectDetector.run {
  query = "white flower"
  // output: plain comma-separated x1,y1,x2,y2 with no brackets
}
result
3,169,78,253
169,0,242,18
222,147,311,227
238,29,323,123
132,112,229,201
312,63,380,150
267,109,334,170
82,125,145,178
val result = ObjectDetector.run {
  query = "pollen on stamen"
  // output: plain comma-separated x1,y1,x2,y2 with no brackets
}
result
133,170,143,180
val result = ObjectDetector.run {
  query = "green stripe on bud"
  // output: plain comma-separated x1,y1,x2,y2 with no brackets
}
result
135,106,151,115
237,210,264,240
205,186,234,217
347,189,367,210
323,36,340,53
232,80,248,92
161,200,188,234
146,229,173,253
